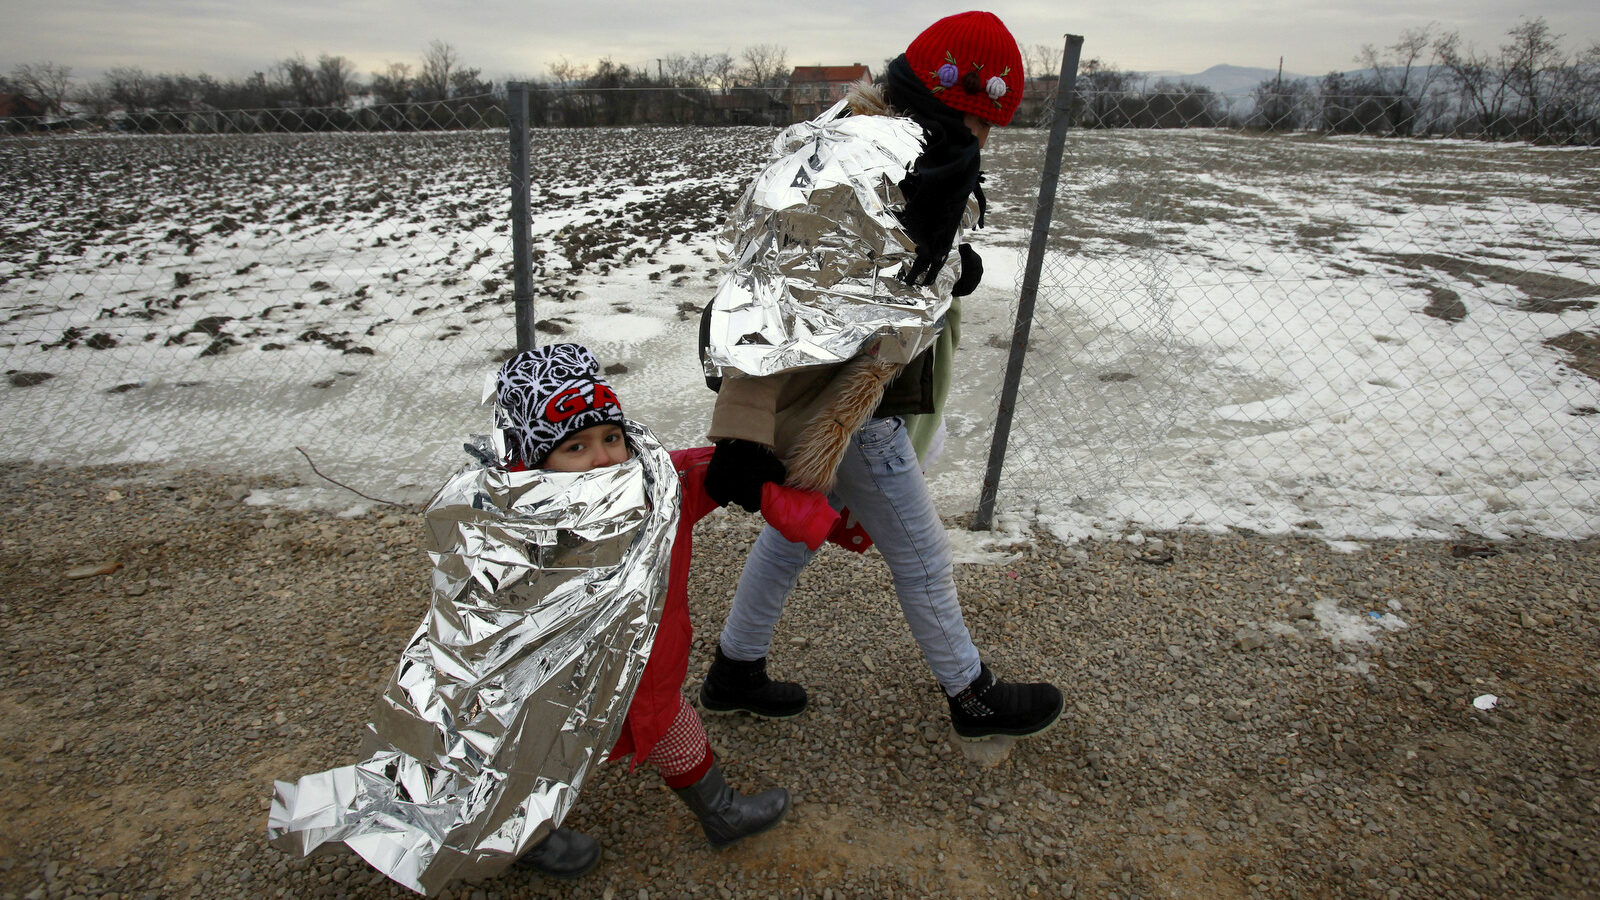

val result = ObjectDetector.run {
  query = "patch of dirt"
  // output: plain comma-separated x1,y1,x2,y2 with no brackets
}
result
1546,330,1600,383
1412,280,1467,322
1384,252,1599,315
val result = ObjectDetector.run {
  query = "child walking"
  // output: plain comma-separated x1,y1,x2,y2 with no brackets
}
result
269,344,807,895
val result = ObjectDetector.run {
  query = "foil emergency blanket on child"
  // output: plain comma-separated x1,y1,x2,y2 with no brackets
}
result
267,421,678,895
701,99,961,379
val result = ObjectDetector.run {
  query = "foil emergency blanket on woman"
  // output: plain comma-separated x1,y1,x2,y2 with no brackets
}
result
702,98,961,379
267,421,678,895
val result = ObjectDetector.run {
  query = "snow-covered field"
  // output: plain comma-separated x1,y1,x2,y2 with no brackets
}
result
1,127,1596,543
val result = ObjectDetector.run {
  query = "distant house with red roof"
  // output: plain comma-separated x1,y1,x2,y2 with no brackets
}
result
0,93,46,119
788,64,872,121
0,93,47,133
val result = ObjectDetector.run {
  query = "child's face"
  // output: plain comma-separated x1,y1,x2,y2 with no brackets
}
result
539,423,631,472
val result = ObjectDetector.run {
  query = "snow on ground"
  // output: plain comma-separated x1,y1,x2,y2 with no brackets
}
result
2,127,1596,544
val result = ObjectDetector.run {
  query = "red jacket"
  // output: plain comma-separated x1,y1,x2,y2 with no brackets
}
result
608,446,720,767
511,445,839,768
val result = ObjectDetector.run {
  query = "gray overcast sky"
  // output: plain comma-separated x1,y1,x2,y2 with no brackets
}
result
5,0,1599,84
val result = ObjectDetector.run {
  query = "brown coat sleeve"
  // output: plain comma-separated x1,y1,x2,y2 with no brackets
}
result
708,371,783,447
708,366,846,456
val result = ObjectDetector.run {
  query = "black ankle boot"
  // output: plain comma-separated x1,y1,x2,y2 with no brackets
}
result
672,763,790,848
946,664,1064,740
513,827,601,879
699,645,808,718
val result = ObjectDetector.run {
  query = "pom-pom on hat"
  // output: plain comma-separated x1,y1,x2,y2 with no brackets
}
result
905,10,1025,126
495,343,624,467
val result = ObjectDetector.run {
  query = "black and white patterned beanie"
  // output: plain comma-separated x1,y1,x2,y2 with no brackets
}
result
495,344,625,466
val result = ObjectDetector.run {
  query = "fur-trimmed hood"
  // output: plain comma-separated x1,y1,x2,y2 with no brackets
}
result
845,80,895,118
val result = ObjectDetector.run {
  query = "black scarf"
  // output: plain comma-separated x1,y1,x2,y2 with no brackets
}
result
884,54,986,286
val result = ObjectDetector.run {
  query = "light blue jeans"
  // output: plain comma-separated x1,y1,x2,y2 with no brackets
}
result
718,416,983,695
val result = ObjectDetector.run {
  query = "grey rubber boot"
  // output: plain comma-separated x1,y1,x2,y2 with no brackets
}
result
671,763,790,848
513,827,601,879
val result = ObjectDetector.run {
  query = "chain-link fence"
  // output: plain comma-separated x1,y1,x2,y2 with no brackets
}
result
0,97,776,506
0,97,523,504
985,83,1599,542
2,86,1596,539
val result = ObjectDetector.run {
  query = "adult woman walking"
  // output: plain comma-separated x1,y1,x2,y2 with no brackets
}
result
698,11,1064,741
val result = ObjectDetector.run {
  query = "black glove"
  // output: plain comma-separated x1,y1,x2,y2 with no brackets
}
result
705,439,786,513
904,243,945,288
952,243,983,297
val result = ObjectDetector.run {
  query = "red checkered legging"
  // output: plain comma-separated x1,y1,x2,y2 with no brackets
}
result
639,691,714,789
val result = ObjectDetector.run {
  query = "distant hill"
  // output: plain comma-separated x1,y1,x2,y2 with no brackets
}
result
1130,64,1444,98
1137,64,1309,96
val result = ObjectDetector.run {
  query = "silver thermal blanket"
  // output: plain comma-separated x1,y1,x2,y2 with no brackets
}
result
267,420,678,895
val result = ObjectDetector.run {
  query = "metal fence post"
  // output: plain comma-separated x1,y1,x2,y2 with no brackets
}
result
507,82,536,352
972,34,1084,531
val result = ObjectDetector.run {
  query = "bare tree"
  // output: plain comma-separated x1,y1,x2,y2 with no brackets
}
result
1075,58,1139,127
201,71,273,110
148,73,208,108
1355,24,1438,135
73,80,116,115
417,40,460,100
1434,30,1513,133
315,54,360,106
1360,25,1438,98
1252,73,1309,131
658,52,728,91
659,53,696,87
1572,41,1600,136
1078,58,1134,93
370,61,413,104
448,66,489,98
548,57,592,88
1025,43,1061,81
11,62,74,113
738,44,788,87
1574,42,1600,106
684,53,711,90
277,54,318,106
102,66,153,112
586,57,647,124
273,53,359,107
702,52,736,93
1501,16,1566,128
547,57,592,124
1540,39,1600,139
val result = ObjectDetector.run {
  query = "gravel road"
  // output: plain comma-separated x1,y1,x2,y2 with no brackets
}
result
2,461,1597,900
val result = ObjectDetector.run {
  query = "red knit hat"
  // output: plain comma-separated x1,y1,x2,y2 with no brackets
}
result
905,10,1025,126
